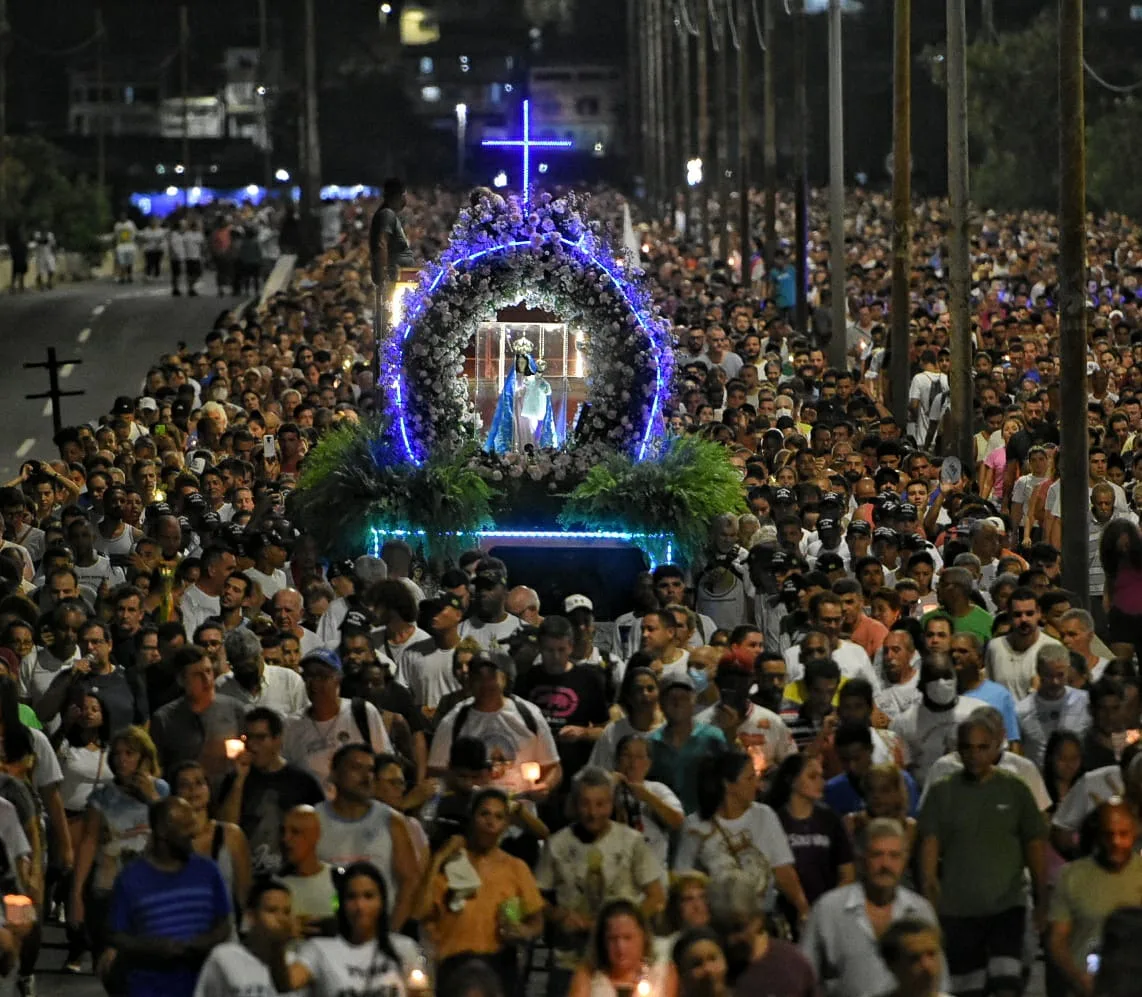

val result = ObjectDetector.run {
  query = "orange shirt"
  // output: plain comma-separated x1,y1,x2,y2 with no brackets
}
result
849,614,889,659
425,847,545,960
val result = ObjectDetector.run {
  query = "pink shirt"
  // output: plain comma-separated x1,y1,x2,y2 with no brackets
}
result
985,446,1007,500
1112,564,1142,615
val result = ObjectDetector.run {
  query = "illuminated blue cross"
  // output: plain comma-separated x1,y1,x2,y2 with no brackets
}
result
481,99,573,206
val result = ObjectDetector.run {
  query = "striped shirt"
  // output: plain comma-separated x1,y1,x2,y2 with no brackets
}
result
109,853,231,997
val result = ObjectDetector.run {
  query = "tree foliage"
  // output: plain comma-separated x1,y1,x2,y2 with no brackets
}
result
0,136,111,259
928,12,1142,217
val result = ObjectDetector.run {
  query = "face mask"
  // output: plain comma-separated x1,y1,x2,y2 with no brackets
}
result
777,408,794,420
925,677,957,706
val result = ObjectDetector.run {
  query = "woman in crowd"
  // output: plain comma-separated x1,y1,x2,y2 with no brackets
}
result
672,928,729,997
373,754,430,861
1099,519,1142,662
568,898,672,997
70,726,166,968
278,861,421,995
169,760,252,912
1043,730,1085,817
766,754,854,922
656,872,711,962
674,751,809,926
414,787,543,994
612,734,684,873
589,667,662,771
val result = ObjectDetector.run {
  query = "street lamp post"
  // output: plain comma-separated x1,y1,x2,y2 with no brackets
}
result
455,102,468,181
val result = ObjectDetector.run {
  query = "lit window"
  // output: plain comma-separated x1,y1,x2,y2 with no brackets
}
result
419,57,434,74
421,85,442,102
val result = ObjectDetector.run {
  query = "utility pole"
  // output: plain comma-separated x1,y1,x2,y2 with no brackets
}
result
792,0,809,336
302,0,322,257
637,0,651,207
663,2,676,227
714,0,731,261
95,5,105,192
827,0,846,367
889,0,911,428
24,349,84,435
652,0,667,220
1059,0,1088,603
762,0,777,268
946,0,972,467
679,15,693,240
696,4,709,251
180,4,190,204
981,0,995,41
0,0,8,239
737,0,751,280
258,0,272,192
626,0,640,182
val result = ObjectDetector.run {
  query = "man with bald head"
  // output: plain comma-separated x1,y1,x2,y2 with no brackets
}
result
1048,800,1142,997
506,586,542,628
278,805,337,932
271,588,321,657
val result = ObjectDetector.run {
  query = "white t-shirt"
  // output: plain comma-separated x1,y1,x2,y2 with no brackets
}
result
281,864,337,921
375,628,433,682
245,567,288,601
458,614,523,652
985,632,1062,701
695,702,797,770
890,696,985,787
215,665,309,718
316,801,399,911
74,554,125,592
674,804,794,896
588,717,662,772
193,941,301,997
22,645,78,706
1052,765,1124,833
57,743,111,812
283,699,392,788
874,670,923,720
908,369,949,443
785,640,881,691
921,750,1051,810
296,935,416,997
429,696,558,794
398,645,459,709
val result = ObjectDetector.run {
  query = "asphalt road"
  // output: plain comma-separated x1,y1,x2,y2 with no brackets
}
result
0,277,236,480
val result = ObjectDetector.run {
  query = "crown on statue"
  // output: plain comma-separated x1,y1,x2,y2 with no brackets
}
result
511,337,535,357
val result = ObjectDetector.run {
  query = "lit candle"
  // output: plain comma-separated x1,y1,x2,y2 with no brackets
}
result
636,965,653,997
3,895,34,926
224,738,246,760
521,761,541,785
747,745,767,777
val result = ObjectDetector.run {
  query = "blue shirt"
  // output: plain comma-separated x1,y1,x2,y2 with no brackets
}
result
109,853,231,997
824,770,920,817
963,679,1021,744
774,266,797,309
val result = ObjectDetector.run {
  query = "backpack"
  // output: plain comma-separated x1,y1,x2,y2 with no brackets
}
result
452,695,539,738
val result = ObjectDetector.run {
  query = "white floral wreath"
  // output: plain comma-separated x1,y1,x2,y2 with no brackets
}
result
380,190,674,463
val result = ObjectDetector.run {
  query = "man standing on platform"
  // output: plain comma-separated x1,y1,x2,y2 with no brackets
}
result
369,178,415,288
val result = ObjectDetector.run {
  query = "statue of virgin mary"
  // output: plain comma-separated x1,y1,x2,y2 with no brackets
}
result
485,337,558,453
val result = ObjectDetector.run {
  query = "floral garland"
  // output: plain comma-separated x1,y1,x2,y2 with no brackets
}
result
381,190,674,462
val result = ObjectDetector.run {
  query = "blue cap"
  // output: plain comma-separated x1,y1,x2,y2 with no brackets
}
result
300,647,342,673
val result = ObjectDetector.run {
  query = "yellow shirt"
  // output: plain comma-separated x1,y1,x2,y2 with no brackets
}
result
425,847,544,960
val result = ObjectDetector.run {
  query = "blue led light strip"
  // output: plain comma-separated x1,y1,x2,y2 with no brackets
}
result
481,100,573,206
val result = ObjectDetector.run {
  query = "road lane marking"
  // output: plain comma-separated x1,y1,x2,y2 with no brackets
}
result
15,439,35,458
60,364,74,379
92,305,105,316
41,401,52,417
77,328,91,343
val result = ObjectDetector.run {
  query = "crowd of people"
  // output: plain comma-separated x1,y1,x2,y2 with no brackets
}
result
1,180,1142,997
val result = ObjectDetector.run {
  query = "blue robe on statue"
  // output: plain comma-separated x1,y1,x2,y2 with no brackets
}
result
485,357,558,453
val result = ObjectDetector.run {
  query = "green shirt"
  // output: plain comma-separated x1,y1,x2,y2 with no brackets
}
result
918,768,1045,916
19,705,41,731
648,722,726,815
1049,854,1142,968
924,605,995,644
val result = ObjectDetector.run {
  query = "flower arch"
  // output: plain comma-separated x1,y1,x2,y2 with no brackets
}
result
381,191,674,463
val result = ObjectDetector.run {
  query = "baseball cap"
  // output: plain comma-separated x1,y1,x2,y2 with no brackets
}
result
564,594,594,614
847,520,871,537
983,516,1007,533
171,399,191,419
439,592,465,614
147,502,173,521
817,518,839,534
300,648,342,673
900,533,928,551
769,550,793,570
137,397,158,413
773,487,796,505
819,492,843,508
873,527,900,544
327,559,355,580
474,567,508,588
111,396,134,416
660,671,696,694
198,511,221,529
341,609,372,633
897,502,919,520
817,552,845,572
218,523,248,555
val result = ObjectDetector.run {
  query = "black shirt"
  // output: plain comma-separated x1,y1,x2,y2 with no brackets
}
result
514,664,609,778
217,763,325,875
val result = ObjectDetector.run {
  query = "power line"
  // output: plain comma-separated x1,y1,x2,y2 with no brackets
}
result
1083,58,1142,94
10,25,102,58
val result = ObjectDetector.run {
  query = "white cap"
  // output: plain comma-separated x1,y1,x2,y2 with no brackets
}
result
564,594,593,614
983,516,1007,533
